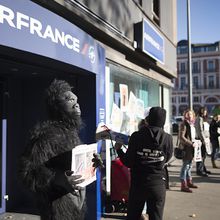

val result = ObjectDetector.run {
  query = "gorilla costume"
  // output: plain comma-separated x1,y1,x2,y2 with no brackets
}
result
19,79,102,220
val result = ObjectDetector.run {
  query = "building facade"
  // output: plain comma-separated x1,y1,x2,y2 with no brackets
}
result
0,0,177,219
172,40,220,116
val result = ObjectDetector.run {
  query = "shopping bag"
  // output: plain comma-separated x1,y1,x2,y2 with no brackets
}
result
204,137,212,155
194,140,202,162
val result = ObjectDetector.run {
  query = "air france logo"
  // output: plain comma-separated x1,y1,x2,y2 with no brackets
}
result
88,46,95,63
81,43,96,64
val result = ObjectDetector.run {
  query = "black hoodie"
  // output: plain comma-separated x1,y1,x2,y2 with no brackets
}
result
117,126,173,186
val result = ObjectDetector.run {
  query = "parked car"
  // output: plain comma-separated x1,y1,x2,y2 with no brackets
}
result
172,116,183,134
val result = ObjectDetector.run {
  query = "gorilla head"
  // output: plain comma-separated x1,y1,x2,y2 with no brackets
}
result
46,79,82,129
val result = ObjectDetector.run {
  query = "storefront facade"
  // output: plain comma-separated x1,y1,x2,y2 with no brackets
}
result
0,0,177,219
0,0,105,219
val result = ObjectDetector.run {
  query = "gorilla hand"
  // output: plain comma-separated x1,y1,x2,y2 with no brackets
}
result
65,170,85,192
92,153,104,169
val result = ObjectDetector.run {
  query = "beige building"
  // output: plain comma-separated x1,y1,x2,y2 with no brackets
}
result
172,40,220,116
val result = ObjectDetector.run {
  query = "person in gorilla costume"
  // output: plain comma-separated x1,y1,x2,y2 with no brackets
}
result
19,79,103,220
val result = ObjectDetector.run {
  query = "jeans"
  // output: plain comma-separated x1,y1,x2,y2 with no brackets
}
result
180,160,193,180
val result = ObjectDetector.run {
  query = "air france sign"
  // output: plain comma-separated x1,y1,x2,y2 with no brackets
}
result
0,0,105,74
142,19,164,64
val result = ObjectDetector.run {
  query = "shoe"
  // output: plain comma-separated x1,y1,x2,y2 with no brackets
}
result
197,172,208,177
181,186,193,193
212,160,219,168
181,180,193,193
205,170,211,174
187,179,198,188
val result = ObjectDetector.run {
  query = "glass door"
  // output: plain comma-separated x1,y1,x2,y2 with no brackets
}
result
0,81,6,214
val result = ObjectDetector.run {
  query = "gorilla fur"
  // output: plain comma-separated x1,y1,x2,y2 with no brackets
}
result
19,79,86,220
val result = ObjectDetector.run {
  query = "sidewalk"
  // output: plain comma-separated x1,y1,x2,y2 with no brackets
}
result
0,212,39,220
164,157,220,220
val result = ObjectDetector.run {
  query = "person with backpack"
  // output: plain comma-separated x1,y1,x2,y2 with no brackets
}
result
115,107,173,220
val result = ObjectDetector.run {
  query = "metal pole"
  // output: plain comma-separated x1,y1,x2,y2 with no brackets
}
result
187,0,193,110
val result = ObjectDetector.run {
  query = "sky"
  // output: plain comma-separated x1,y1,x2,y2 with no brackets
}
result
177,0,220,44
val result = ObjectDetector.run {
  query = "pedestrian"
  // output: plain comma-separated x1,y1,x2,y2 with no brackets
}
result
115,106,173,220
138,107,170,190
195,107,211,176
209,113,220,168
179,109,199,193
19,79,103,220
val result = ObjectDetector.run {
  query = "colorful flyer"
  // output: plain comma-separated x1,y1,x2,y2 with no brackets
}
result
71,144,97,187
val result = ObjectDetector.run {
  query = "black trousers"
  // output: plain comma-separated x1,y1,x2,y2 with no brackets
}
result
196,143,207,173
127,181,166,220
196,143,207,174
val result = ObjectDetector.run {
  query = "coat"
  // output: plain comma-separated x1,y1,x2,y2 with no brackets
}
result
179,120,195,161
19,120,86,220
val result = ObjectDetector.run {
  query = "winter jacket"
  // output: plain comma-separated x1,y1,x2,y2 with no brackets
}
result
179,120,195,161
209,119,220,147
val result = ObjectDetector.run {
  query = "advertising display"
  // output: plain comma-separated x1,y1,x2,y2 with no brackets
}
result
0,0,105,75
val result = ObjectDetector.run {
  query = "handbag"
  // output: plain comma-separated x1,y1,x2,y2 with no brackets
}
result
174,147,185,159
174,134,185,159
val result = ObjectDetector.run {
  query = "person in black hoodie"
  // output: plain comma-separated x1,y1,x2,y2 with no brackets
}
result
115,107,173,220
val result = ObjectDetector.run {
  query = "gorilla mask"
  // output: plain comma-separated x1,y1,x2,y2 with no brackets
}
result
46,79,82,129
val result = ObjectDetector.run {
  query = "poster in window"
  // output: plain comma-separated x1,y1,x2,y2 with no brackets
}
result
119,84,128,112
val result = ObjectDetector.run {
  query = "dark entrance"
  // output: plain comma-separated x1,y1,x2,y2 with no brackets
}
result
0,58,97,216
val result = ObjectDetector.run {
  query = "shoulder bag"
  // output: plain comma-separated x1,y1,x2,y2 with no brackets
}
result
174,134,185,160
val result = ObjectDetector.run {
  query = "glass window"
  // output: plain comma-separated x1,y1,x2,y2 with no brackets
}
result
180,77,186,89
193,96,199,102
192,61,200,73
206,97,218,103
180,97,187,103
207,60,215,72
133,0,142,5
180,62,186,74
108,63,160,135
152,0,160,26
193,76,199,89
208,75,215,88
177,46,188,54
206,46,217,52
